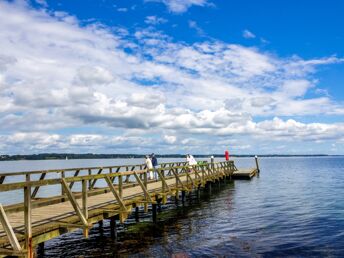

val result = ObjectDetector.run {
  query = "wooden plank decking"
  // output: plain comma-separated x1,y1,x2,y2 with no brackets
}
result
232,168,258,179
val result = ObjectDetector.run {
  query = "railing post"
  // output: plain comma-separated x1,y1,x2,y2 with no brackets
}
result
161,169,165,192
82,179,88,238
24,174,33,258
118,174,123,199
201,166,205,187
88,169,92,190
175,168,179,200
144,172,148,213
61,171,65,196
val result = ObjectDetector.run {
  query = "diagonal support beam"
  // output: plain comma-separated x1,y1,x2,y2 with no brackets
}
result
31,172,46,198
61,179,88,226
133,172,154,203
90,168,103,189
0,204,22,252
171,169,186,190
104,175,127,211
69,170,80,190
185,168,195,187
155,169,171,193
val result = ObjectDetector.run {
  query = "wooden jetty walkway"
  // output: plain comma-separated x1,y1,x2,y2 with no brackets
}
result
0,160,258,257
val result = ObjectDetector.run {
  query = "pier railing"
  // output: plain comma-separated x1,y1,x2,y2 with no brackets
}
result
0,160,236,257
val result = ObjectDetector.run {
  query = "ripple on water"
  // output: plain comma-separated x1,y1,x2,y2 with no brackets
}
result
29,157,344,257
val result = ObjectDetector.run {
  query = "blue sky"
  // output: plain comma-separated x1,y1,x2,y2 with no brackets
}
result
0,0,344,154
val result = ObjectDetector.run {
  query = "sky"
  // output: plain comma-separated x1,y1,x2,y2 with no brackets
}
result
0,0,344,155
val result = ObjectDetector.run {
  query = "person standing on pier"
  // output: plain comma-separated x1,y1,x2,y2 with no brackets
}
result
151,153,158,180
145,155,153,179
186,154,197,172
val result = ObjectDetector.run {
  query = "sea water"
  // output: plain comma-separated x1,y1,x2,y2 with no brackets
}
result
1,157,344,257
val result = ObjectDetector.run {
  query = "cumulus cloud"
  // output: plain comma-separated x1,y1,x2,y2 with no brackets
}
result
188,20,205,36
146,0,210,13
0,1,343,154
243,29,256,39
163,135,177,144
145,16,167,25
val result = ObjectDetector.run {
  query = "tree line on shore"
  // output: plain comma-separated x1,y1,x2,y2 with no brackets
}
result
0,153,330,161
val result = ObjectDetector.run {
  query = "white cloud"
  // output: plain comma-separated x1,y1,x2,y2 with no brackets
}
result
188,20,205,36
0,1,343,154
243,29,256,39
163,135,177,144
145,16,167,25
35,0,48,7
146,0,210,13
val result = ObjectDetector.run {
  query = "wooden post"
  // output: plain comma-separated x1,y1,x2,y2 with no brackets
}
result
152,204,157,223
98,220,103,236
211,156,215,172
61,171,65,196
82,179,88,238
135,206,139,222
255,155,260,173
197,186,201,199
201,166,205,187
24,174,33,258
144,172,148,213
37,242,44,257
161,169,165,193
181,190,185,203
118,174,123,199
110,217,117,239
175,168,179,201
88,169,92,190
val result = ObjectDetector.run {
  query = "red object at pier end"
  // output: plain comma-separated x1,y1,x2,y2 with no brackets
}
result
225,150,229,161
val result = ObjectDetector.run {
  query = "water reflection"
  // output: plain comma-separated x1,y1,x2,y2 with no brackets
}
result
41,180,235,257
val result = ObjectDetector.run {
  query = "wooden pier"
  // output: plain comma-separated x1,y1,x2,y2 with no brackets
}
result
232,168,258,179
0,160,256,257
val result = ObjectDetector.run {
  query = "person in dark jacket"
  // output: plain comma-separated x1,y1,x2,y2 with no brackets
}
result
151,153,158,180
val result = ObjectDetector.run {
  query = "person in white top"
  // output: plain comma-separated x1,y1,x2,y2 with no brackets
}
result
186,154,197,173
186,154,191,165
145,155,153,179
189,155,197,165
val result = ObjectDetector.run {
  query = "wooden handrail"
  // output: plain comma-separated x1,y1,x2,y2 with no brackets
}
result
0,161,233,192
0,161,191,177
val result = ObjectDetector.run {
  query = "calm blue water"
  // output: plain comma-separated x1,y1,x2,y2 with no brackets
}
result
1,157,344,257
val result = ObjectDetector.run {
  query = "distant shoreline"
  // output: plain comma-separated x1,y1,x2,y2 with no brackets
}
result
0,153,342,161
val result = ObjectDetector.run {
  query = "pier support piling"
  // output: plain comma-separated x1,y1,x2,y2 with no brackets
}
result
181,190,186,204
37,242,44,257
152,204,157,223
98,220,103,235
110,217,117,239
135,206,139,222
